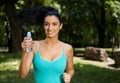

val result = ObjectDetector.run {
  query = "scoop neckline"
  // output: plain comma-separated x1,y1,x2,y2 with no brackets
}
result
37,51,65,62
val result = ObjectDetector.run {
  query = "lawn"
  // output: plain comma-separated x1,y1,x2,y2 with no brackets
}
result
0,52,120,83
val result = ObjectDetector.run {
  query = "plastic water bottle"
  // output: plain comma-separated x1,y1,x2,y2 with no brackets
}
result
26,31,32,53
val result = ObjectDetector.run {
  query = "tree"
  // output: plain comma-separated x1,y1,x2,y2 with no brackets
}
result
0,0,59,52
87,0,106,47
106,0,120,56
54,0,106,47
4,0,23,52
0,0,36,52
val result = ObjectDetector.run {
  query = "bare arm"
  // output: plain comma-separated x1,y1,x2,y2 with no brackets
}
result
19,52,34,78
65,44,74,77
19,38,36,78
63,44,75,83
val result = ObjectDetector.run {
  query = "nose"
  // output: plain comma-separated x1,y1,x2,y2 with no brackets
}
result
48,24,52,30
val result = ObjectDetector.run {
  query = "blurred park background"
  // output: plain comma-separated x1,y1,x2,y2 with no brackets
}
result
0,0,120,83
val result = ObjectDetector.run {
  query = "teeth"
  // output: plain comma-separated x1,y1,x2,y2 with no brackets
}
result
48,32,52,34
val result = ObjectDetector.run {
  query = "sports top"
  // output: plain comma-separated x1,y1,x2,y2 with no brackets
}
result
33,42,67,83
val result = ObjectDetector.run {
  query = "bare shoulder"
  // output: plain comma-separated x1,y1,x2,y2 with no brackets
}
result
65,43,73,51
33,40,38,48
64,43,74,57
33,40,42,46
32,40,42,55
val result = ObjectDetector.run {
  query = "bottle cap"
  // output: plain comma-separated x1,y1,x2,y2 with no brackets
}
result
27,32,31,38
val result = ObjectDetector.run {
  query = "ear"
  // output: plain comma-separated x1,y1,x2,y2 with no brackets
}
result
60,23,63,30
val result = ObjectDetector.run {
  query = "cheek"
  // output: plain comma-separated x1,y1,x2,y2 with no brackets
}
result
55,26,60,31
44,26,48,30
44,28,48,34
56,28,61,33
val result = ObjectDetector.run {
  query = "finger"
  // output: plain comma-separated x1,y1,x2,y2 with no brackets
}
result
21,42,26,52
63,73,67,77
63,73,71,83
22,40,32,48
63,73,70,78
24,37,32,41
23,38,33,44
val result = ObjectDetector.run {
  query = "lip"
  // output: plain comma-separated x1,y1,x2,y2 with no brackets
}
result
48,31,53,35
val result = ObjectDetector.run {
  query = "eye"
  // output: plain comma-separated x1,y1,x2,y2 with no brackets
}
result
44,23,49,26
53,23,57,26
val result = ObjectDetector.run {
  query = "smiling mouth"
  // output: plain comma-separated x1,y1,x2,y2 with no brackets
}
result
48,32,53,35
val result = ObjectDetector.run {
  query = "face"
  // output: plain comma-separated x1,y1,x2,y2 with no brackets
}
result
44,15,63,38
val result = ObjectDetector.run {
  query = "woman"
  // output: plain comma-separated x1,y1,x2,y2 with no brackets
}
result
19,6,74,83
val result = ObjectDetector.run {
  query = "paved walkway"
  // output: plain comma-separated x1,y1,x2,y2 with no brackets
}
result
74,57,120,70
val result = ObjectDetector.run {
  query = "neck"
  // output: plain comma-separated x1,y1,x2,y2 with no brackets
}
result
44,37,59,47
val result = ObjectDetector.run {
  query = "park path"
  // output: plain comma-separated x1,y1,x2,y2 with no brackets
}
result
74,56,120,70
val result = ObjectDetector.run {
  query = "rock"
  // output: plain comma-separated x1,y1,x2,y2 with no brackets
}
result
85,47,108,62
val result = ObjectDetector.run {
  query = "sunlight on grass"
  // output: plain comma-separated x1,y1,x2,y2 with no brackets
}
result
0,59,20,71
74,48,85,51
0,60,34,83
0,52,120,83
72,57,120,83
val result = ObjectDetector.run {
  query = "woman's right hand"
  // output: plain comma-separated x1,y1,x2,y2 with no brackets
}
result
21,37,34,52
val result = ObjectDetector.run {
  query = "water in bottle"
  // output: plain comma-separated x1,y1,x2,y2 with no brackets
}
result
26,32,32,53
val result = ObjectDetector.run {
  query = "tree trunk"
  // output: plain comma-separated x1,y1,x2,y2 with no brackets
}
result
98,0,105,48
5,22,12,52
4,0,22,52
97,26,105,48
92,0,105,48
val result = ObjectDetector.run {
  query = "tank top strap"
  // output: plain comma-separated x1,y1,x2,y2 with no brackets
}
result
36,41,40,52
63,43,67,53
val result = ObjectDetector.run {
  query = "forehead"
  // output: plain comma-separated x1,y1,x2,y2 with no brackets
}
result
44,15,59,22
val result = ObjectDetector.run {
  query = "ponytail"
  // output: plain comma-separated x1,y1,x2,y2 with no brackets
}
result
18,6,56,25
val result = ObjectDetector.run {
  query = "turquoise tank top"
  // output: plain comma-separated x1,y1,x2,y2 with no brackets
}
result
33,43,67,83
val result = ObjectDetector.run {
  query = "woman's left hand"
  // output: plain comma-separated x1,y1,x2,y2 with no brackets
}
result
63,73,71,83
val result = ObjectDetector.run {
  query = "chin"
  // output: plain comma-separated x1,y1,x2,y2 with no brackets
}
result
47,35,54,38
46,34,57,38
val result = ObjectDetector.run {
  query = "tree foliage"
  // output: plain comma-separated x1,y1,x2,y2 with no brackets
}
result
0,0,120,53
55,0,106,47
105,0,120,47
55,0,120,48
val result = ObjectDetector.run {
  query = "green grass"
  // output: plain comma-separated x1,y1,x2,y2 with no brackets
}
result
0,52,120,83
72,61,120,83
0,52,34,83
